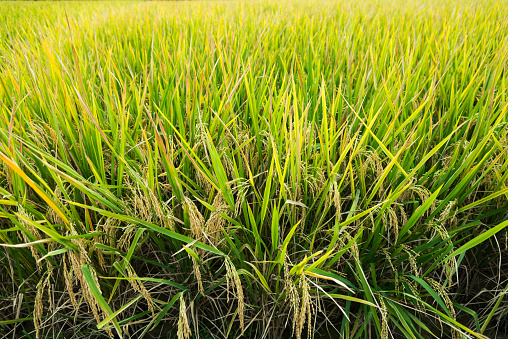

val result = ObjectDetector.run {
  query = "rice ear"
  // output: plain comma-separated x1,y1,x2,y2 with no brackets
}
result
178,294,192,339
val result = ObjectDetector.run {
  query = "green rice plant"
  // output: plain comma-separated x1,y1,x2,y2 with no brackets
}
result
0,0,507,338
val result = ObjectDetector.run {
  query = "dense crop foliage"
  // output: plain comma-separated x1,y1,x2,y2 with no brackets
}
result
0,0,507,338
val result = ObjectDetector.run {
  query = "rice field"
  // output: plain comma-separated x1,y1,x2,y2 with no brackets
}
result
0,0,507,338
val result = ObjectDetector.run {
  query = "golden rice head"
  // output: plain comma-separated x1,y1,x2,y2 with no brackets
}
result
192,256,204,295
344,231,360,263
33,265,55,339
379,297,389,339
126,264,155,314
397,176,416,202
205,193,229,245
34,277,46,339
196,169,213,195
225,256,245,333
232,178,249,218
438,199,458,227
178,294,192,339
387,205,400,240
232,123,253,170
185,197,205,240
148,187,167,223
284,260,300,337
3,161,12,191
301,163,326,198
118,224,137,253
47,187,64,225
296,275,313,339
132,186,154,223
17,206,43,271
195,116,211,166
68,224,105,329
101,217,120,247
333,181,342,223
221,151,235,178
62,253,78,311
395,203,408,229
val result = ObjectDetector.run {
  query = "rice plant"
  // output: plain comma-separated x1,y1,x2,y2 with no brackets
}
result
0,0,507,338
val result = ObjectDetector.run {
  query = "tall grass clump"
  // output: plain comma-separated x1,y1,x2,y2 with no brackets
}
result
0,0,507,338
